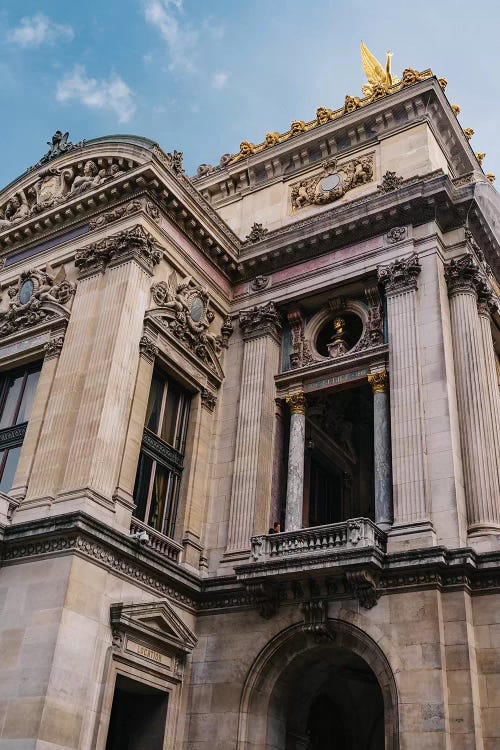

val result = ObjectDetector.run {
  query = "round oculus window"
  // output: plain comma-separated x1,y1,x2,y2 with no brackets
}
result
19,279,34,305
319,174,341,193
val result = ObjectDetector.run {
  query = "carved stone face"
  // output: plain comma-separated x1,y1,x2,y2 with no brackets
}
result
239,142,254,157
84,161,97,176
264,132,279,147
316,107,330,125
371,83,387,99
402,68,418,86
344,96,358,113
290,121,305,135
10,195,20,210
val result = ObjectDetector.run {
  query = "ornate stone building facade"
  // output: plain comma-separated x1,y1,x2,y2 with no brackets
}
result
0,61,500,749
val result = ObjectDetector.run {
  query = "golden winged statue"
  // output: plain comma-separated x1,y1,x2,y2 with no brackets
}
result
360,42,399,97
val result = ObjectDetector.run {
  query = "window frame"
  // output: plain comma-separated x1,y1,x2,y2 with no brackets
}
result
0,361,42,493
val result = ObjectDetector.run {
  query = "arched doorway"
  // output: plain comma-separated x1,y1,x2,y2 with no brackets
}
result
238,621,398,750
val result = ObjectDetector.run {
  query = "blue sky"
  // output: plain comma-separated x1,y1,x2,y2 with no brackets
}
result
0,1,498,185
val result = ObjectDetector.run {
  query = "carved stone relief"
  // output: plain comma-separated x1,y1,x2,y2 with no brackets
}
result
0,265,75,336
151,272,230,372
0,157,134,232
75,224,161,277
290,154,374,211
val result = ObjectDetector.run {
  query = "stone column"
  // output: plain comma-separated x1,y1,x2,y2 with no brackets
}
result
368,371,392,530
378,253,431,542
477,284,500,484
285,392,306,532
445,257,500,532
225,303,281,557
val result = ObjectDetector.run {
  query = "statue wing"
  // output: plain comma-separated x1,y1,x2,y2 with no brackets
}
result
53,264,67,284
60,132,70,149
360,42,386,84
167,270,178,294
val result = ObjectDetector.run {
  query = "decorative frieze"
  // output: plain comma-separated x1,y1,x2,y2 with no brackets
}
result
239,301,282,341
75,224,161,277
290,154,374,211
0,265,75,336
44,335,65,359
88,199,142,229
378,252,421,294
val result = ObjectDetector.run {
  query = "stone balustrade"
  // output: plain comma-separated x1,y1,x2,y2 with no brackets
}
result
250,518,386,562
130,517,183,562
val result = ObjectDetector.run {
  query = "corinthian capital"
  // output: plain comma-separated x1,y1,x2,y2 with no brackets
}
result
286,392,306,415
377,253,421,294
75,224,161,278
239,301,282,341
444,255,480,297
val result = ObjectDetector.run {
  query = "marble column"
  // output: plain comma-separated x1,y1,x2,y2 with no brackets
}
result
368,371,392,530
285,392,306,532
378,253,430,534
225,302,281,555
445,257,500,532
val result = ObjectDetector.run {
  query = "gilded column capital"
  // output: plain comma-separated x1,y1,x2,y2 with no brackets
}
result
377,253,421,295
75,224,162,279
444,255,481,297
368,371,388,394
286,392,306,415
239,301,282,341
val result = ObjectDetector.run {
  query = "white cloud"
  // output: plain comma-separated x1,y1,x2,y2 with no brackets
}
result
56,66,136,123
143,0,198,72
212,72,228,90
7,13,74,47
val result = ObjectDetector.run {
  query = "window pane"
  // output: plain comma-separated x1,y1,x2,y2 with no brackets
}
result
133,452,154,521
0,374,24,429
161,381,182,445
0,446,22,493
163,473,180,538
145,372,164,435
17,369,41,424
147,463,169,532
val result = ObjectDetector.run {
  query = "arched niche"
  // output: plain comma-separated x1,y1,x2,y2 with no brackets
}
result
237,620,398,750
305,299,369,362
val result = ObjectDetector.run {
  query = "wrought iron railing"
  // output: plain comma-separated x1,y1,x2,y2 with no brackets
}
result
250,518,386,562
130,516,182,562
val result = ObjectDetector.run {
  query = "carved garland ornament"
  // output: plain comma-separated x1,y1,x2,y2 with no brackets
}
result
290,154,374,211
0,265,75,336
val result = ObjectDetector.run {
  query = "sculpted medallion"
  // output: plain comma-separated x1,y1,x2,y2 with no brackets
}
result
290,154,374,211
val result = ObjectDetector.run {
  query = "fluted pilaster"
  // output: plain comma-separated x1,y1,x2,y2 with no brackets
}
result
378,253,429,526
225,303,281,554
445,256,500,531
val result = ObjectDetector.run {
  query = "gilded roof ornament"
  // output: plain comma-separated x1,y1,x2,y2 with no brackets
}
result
451,104,461,116
487,174,496,183
476,152,486,166
360,42,399,97
463,128,474,140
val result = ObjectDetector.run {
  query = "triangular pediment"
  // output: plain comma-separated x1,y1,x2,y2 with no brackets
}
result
110,599,197,655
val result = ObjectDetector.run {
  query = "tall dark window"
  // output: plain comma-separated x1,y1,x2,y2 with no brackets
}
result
133,369,190,538
0,362,42,494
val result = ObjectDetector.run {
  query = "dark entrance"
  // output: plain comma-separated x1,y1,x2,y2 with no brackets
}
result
105,674,168,750
304,384,374,527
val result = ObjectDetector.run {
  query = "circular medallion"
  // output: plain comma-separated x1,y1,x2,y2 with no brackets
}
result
19,279,34,305
319,174,340,193
190,296,204,323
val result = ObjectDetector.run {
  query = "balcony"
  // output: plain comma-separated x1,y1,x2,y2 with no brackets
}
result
130,517,182,563
250,518,386,563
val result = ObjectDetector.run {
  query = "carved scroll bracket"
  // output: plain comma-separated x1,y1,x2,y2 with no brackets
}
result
345,570,380,609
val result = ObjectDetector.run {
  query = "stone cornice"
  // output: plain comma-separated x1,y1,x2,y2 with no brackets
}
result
2,513,500,614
